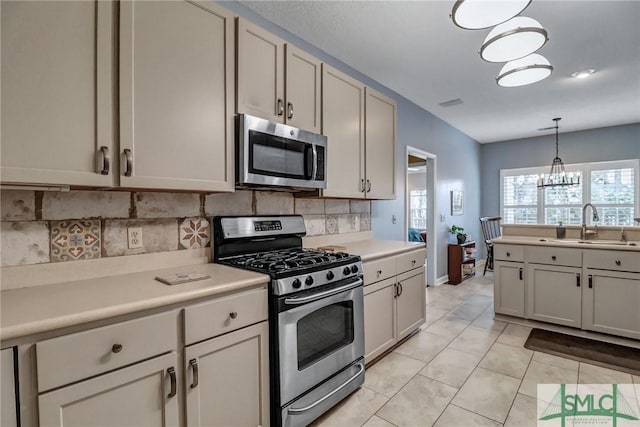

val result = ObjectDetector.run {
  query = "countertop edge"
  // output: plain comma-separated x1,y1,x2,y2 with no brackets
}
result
493,236,640,252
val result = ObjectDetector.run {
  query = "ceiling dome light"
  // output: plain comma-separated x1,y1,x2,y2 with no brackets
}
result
571,69,595,79
451,0,532,30
497,54,553,87
480,17,548,62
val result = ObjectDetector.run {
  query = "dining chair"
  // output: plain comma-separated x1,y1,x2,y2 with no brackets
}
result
479,216,502,276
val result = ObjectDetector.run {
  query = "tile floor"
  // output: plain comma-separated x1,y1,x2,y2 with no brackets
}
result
312,272,640,427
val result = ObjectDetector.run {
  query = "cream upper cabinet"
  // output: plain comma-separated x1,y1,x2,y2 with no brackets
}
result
321,65,396,199
1,0,115,187
38,352,180,427
237,18,321,132
285,45,322,132
321,64,366,198
364,88,396,200
185,321,270,427
119,1,234,192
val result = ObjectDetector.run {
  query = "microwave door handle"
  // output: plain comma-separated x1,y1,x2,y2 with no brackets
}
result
304,145,314,180
312,146,318,180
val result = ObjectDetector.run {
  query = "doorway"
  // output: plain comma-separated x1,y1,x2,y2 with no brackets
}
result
406,147,437,286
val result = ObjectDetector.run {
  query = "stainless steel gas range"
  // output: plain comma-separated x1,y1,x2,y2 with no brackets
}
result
213,215,364,427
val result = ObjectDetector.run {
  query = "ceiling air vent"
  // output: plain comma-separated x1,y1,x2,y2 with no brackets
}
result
438,98,463,108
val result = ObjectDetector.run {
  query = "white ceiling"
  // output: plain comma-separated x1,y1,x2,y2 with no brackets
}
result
238,1,640,143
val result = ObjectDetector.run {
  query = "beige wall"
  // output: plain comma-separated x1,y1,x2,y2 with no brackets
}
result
0,190,371,267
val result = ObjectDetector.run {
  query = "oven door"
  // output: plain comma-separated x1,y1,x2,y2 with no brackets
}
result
277,277,364,405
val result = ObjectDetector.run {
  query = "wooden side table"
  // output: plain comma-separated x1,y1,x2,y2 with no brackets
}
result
448,241,476,284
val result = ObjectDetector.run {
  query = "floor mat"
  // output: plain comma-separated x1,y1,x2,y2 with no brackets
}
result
524,328,640,376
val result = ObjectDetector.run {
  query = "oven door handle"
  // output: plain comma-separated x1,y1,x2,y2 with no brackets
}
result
283,279,363,305
287,363,364,414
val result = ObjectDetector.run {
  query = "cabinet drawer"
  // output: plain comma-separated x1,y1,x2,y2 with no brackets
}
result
363,256,397,285
527,246,582,267
583,250,640,273
494,244,524,262
397,249,426,274
36,310,178,392
184,288,268,345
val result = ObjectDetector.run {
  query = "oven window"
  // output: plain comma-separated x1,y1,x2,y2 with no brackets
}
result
296,301,354,370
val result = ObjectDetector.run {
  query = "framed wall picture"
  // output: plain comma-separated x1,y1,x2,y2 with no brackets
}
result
451,190,463,215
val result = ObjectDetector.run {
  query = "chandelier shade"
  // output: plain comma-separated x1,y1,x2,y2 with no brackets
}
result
537,118,579,189
480,17,548,62
496,54,553,87
451,0,532,30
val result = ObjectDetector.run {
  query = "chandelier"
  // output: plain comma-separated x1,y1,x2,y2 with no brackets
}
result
537,118,579,188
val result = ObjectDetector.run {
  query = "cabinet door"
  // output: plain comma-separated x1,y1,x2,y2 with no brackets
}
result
119,1,234,191
363,278,396,363
237,18,284,123
583,269,640,339
527,264,582,327
321,64,366,198
396,271,426,340
185,322,270,427
285,44,321,132
364,88,396,200
1,1,114,187
494,261,525,317
38,352,179,427
1,348,17,427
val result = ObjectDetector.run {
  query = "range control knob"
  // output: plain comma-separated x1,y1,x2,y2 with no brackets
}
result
292,278,302,289
305,276,314,286
326,271,335,280
351,265,359,274
343,267,351,276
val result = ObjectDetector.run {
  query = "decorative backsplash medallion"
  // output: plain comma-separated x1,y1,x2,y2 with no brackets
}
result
179,218,211,249
50,220,101,262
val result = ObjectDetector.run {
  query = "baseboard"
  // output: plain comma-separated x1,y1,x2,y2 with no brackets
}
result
435,274,449,285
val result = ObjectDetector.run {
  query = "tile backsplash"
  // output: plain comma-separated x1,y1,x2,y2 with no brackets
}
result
0,190,370,267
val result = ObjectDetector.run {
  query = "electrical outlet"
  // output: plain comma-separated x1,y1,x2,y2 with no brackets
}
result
127,227,143,249
392,214,397,224
440,213,446,222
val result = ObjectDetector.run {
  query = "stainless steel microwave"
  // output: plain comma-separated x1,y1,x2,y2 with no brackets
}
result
237,114,327,190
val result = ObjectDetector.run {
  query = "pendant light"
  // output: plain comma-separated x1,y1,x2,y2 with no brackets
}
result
496,53,553,87
537,118,579,189
480,17,548,62
451,0,532,30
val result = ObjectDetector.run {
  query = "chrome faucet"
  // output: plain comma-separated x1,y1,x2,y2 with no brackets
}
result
620,227,627,242
581,203,599,240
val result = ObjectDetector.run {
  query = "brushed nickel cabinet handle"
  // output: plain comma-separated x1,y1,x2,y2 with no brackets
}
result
398,282,403,296
229,311,238,319
576,273,581,287
98,146,110,175
366,179,371,193
167,367,177,398
189,359,199,389
276,98,284,116
111,343,123,353
123,149,133,177
519,268,523,280
287,102,294,119
360,179,366,193
588,274,593,289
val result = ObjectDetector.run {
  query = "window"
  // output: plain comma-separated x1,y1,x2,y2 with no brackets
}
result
500,159,639,226
410,189,427,229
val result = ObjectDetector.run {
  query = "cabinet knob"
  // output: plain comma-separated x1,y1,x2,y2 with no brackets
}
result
551,255,557,261
615,260,621,266
377,269,382,277
229,311,238,319
412,260,416,265
506,252,511,257
112,343,123,353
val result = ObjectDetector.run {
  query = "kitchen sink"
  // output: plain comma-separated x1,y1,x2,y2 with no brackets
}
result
538,238,637,246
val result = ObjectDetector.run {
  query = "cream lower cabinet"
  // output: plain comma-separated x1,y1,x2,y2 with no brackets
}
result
526,264,582,328
185,322,270,427
38,353,179,427
363,249,426,363
321,65,396,200
1,348,18,427
1,0,115,187
493,261,525,317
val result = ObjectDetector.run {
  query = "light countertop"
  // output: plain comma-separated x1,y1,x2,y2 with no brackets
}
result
323,239,426,262
493,236,640,252
1,263,269,342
